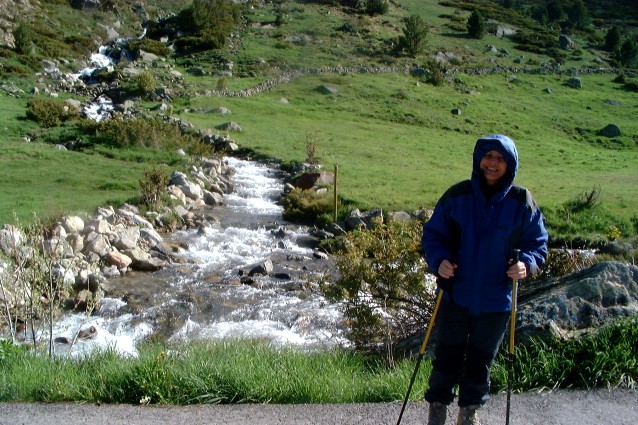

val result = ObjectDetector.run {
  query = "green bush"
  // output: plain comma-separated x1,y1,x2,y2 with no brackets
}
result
25,98,79,128
78,117,214,158
543,187,633,248
0,61,32,76
365,0,389,16
177,0,239,50
139,164,170,211
525,249,597,283
425,59,446,86
321,220,434,353
127,39,172,57
281,188,333,224
64,35,98,58
135,71,157,95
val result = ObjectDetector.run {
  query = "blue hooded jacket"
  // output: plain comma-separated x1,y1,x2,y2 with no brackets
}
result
421,134,548,314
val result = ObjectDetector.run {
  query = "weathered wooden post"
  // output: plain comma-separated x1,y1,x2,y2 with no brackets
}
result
333,164,338,223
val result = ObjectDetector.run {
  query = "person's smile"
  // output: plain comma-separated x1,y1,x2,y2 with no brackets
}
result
480,150,507,186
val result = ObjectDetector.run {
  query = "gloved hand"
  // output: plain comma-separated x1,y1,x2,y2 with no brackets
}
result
436,277,454,292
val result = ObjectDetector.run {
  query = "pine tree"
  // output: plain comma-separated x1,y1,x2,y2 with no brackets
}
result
467,10,485,39
398,14,428,57
13,22,32,55
604,26,622,53
618,38,638,67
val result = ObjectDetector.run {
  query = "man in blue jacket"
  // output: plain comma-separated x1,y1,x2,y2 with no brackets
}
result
421,134,548,425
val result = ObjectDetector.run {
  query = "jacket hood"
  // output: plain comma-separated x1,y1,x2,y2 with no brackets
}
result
472,134,519,188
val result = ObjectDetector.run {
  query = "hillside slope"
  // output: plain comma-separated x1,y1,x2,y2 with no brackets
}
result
0,0,636,237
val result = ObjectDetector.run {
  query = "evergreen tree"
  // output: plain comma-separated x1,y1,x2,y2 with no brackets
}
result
605,26,622,53
531,3,549,24
566,0,590,30
467,10,485,39
618,38,638,67
398,14,428,57
13,22,32,55
546,0,565,23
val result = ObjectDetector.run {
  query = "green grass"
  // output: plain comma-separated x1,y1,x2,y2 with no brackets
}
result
1,319,636,404
0,139,176,225
492,318,638,391
0,340,429,404
182,71,638,221
0,0,636,235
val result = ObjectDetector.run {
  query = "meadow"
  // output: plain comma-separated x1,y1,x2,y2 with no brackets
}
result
180,70,638,218
0,0,637,405
1,1,636,235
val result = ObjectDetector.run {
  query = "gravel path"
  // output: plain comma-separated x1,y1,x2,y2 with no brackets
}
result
1,389,636,425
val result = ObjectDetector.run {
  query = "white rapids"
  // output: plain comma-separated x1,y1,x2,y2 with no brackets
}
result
47,157,348,358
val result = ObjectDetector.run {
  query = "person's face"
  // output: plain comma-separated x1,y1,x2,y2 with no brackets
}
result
480,150,508,186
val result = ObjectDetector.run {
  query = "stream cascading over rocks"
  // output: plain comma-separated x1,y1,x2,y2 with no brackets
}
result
49,157,348,358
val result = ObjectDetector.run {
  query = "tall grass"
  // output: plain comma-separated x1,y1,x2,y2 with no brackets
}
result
0,340,429,404
1,320,636,405
491,318,638,392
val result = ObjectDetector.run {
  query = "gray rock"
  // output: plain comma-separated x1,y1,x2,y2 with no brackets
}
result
517,261,638,342
317,85,338,95
599,124,621,137
216,122,242,132
566,77,582,89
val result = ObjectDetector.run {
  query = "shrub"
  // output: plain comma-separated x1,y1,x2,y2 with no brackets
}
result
526,249,597,283
321,220,434,353
78,117,214,158
178,0,239,50
365,0,388,16
305,132,320,165
135,71,157,96
426,59,446,86
216,76,229,91
64,35,97,58
281,188,333,224
543,187,634,248
564,186,600,213
127,39,172,57
25,98,79,128
604,26,622,53
617,38,638,67
139,164,170,211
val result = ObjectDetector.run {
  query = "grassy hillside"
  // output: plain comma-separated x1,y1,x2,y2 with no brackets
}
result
0,0,636,238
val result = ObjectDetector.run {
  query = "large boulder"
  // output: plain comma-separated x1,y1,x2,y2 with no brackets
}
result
291,171,335,190
517,261,638,342
599,124,621,137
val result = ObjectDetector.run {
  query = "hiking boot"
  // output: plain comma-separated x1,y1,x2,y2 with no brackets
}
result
427,402,447,425
456,405,481,425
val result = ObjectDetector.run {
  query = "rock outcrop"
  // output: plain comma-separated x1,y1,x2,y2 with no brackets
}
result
517,261,638,341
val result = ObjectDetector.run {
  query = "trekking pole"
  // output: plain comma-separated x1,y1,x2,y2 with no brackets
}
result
505,249,520,425
396,288,444,425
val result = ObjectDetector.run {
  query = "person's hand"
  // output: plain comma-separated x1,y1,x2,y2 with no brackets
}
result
438,259,457,279
507,260,527,280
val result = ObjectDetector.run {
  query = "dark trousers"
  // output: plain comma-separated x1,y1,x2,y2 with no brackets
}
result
424,299,509,407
